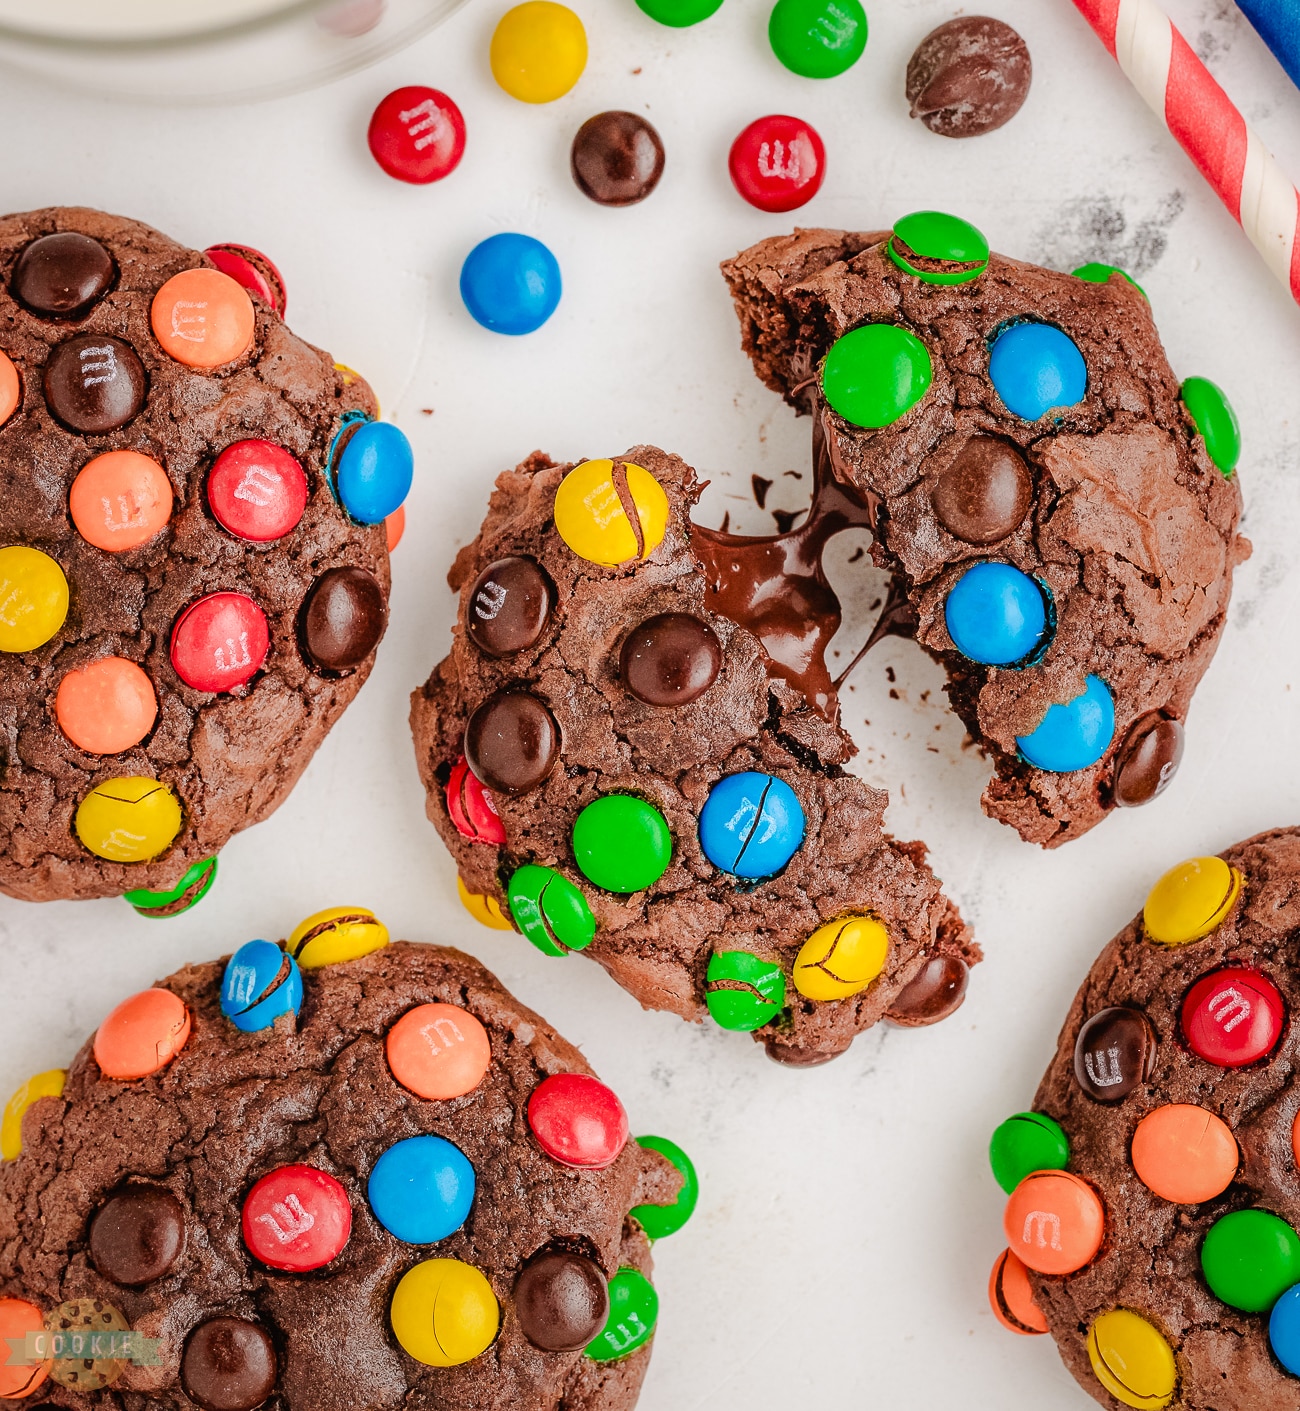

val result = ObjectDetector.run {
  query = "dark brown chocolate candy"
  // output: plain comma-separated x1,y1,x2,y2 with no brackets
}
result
1114,715,1184,808
88,1185,186,1286
620,612,722,706
764,1039,848,1067
299,566,387,672
930,436,1033,545
1072,1005,1157,1101
181,1318,277,1411
906,17,1032,139
43,334,147,434
571,111,665,207
11,232,115,318
884,953,971,1027
514,1249,610,1351
466,556,553,657
464,689,560,795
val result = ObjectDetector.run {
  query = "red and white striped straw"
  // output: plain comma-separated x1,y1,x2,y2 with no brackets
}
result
1072,0,1300,305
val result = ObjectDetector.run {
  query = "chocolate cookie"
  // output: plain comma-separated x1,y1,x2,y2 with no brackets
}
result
0,917,693,1409
986,829,1300,1410
0,207,413,906
410,445,978,1065
722,211,1249,846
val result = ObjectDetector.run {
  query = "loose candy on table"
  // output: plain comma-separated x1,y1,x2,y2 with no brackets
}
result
793,915,889,1001
884,953,971,1026
491,2,586,102
93,988,191,1081
515,1249,610,1351
988,1249,1047,1335
1,1069,65,1161
906,17,1032,138
334,420,414,523
705,950,786,1031
0,545,69,652
1200,1208,1300,1312
12,232,115,318
1130,1104,1237,1203
821,323,933,429
635,0,722,23
629,1135,698,1239
181,1318,278,1411
1181,376,1242,475
55,656,157,755
943,561,1049,666
620,612,721,706
44,333,147,433
89,1186,186,1285
0,349,19,425
368,86,466,184
204,244,287,317
390,1258,499,1366
930,436,1032,544
386,1002,492,1100
728,114,825,213
460,232,562,336
464,689,561,794
571,111,665,206
1073,1006,1157,1101
368,1134,475,1243
1113,716,1184,808
207,440,308,542
299,566,388,673
507,864,596,954
1003,1169,1104,1275
888,210,990,285
1086,1309,1177,1410
70,450,173,552
446,756,507,845
125,856,219,918
528,1072,628,1168
572,794,672,892
988,322,1087,421
988,1111,1069,1194
170,592,269,694
465,555,554,656
1142,855,1241,945
1015,674,1115,773
74,777,183,863
0,1296,48,1399
553,458,668,565
767,0,867,78
151,268,256,369
584,1266,658,1361
1181,967,1285,1068
457,875,514,930
285,905,390,968
220,940,303,1033
242,1165,352,1272
698,771,804,879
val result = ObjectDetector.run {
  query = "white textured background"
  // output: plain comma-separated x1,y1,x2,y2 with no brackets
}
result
1,0,1298,1405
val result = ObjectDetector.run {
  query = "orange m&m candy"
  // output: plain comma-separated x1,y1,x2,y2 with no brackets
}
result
988,1248,1047,1335
70,451,173,552
385,505,406,552
387,1003,492,1101
1131,1104,1237,1204
56,657,157,754
0,1296,48,1399
0,351,19,427
1004,1169,1105,1275
151,268,255,369
93,988,191,1081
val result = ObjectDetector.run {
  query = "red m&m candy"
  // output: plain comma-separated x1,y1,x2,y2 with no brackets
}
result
446,756,506,845
1181,967,1285,1068
207,440,309,542
242,1165,352,1272
204,244,287,318
369,87,467,184
171,592,269,693
528,1072,628,1169
728,114,825,213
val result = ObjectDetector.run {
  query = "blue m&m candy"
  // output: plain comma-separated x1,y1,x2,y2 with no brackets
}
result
335,421,414,524
368,1135,475,1244
944,562,1050,666
699,772,804,879
1269,1284,1300,1375
988,323,1087,421
1017,674,1115,772
220,940,302,1033
460,233,562,335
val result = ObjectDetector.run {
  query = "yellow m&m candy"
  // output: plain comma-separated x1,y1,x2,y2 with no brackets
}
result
457,876,513,930
1,1069,65,1161
1087,1309,1177,1410
75,777,182,862
390,1258,499,1366
286,906,390,968
554,460,669,567
0,546,68,653
793,915,890,1001
491,2,587,104
1143,856,1241,946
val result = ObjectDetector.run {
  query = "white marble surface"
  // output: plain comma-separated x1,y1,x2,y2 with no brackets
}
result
1,0,1299,1405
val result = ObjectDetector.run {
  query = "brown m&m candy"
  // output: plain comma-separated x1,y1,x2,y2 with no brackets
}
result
43,335,148,434
620,612,722,707
464,689,560,795
12,232,115,318
906,17,1033,139
885,953,971,1027
571,111,666,207
465,556,553,657
514,1249,610,1351
1073,1006,1157,1101
181,1318,277,1411
931,437,1032,544
299,566,387,672
88,1185,186,1285
1114,716,1184,808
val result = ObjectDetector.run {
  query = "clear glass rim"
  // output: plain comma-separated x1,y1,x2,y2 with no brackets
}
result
0,0,335,51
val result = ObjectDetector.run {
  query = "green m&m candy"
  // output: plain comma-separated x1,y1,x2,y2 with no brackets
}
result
1073,262,1147,300
636,0,723,24
630,1136,699,1239
1181,375,1241,476
507,864,596,957
989,1111,1070,1194
572,795,671,893
821,324,933,430
1201,1209,1300,1312
585,1267,659,1362
124,856,218,919
705,950,786,1031
768,0,866,78
888,211,989,286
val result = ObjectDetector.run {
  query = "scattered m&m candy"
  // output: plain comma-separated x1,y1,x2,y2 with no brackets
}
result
0,545,69,653
698,771,805,878
528,1072,628,1168
768,0,867,77
636,0,722,23
286,905,390,968
1180,967,1285,1068
460,232,562,335
386,1002,492,1100
390,1258,500,1366
507,864,596,955
490,2,587,103
220,940,303,1033
1003,1169,1104,1276
204,243,287,317
70,450,173,552
334,420,414,524
74,776,183,863
368,86,466,184
792,915,889,1001
553,458,668,565
821,323,933,430
728,114,825,213
242,1165,352,1272
368,1134,476,1243
572,111,665,207
151,268,256,370
705,950,786,1031
988,322,1087,421
573,794,671,893
55,656,157,755
1142,855,1241,945
207,440,308,542
170,591,269,694
1015,674,1115,773
93,988,191,1081
943,561,1050,666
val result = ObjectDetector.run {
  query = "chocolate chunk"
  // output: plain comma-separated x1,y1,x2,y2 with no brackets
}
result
931,436,1032,544
906,17,1032,139
181,1318,277,1411
620,612,722,706
466,556,553,657
43,334,147,434
299,566,387,672
514,1249,610,1351
571,111,665,207
11,232,115,318
88,1185,186,1285
885,954,971,1026
1072,1006,1157,1101
464,689,560,794
1114,716,1184,808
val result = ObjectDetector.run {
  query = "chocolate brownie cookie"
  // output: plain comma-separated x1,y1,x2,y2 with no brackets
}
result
0,207,413,906
410,445,977,1065
0,913,693,1409
985,829,1300,1410
722,211,1249,846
